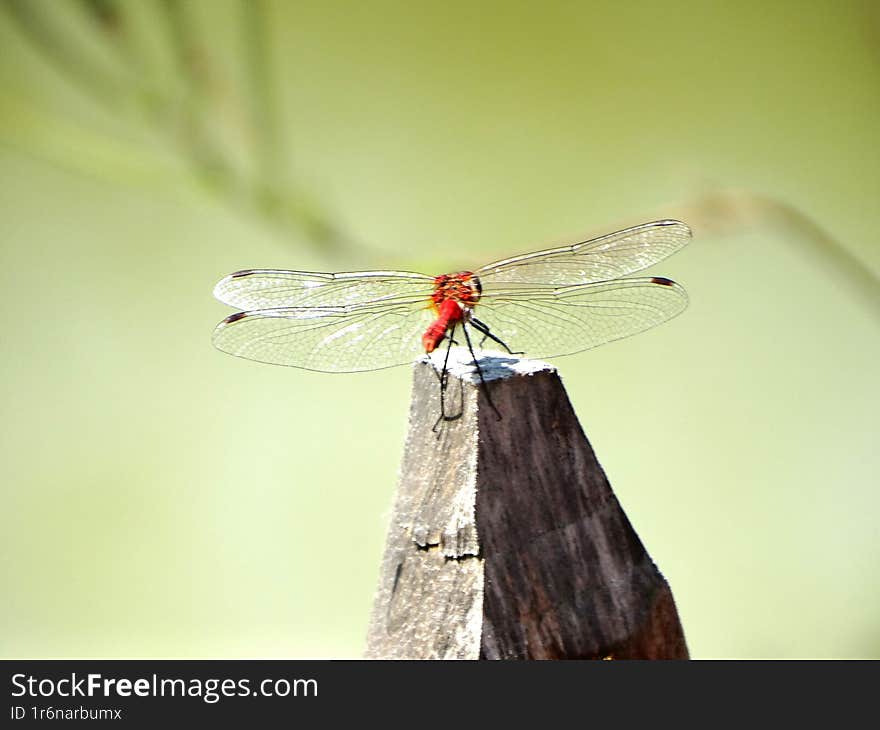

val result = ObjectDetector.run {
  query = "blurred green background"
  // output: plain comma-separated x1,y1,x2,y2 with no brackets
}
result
2,0,878,658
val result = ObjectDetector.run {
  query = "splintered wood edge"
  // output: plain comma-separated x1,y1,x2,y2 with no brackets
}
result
422,347,556,384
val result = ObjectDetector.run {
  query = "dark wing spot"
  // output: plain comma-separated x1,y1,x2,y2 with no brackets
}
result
650,277,675,286
225,311,248,323
230,270,252,279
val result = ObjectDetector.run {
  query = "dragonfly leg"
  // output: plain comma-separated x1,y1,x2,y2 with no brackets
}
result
470,317,524,356
430,330,460,387
433,377,464,436
462,322,503,422
433,322,464,433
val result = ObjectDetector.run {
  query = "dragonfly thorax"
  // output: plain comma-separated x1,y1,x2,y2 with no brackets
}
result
429,271,482,314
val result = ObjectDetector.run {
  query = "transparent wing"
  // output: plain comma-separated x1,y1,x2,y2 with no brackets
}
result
212,301,435,373
474,277,688,359
213,269,433,310
477,220,691,286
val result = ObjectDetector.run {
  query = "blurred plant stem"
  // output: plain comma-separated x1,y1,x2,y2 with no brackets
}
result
242,0,283,216
662,189,880,319
2,0,354,256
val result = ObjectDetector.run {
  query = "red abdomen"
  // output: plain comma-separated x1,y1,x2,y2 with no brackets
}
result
422,298,466,353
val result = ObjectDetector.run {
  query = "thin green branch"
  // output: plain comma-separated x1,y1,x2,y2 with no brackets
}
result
155,0,237,194
241,0,286,214
4,0,130,110
673,190,880,318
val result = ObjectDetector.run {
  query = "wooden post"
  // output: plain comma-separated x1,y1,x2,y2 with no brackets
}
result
364,348,688,660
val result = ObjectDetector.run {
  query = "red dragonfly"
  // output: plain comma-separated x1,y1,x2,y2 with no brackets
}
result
212,219,690,390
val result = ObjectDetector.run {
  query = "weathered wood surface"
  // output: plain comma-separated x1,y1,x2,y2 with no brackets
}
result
364,348,688,660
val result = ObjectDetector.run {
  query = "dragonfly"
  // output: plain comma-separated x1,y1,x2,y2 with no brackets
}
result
212,219,691,422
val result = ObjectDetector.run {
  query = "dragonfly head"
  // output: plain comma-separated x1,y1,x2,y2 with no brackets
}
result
430,271,482,313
